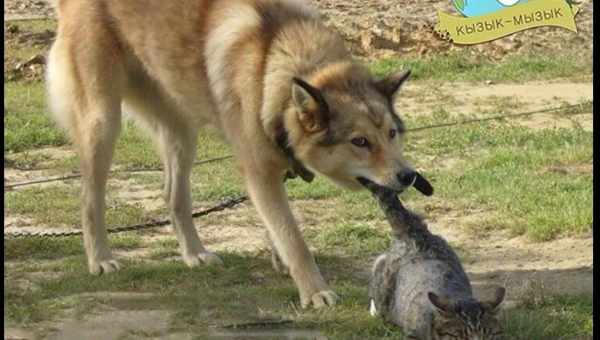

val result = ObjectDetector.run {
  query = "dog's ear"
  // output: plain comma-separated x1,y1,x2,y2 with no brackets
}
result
375,69,411,99
291,77,330,133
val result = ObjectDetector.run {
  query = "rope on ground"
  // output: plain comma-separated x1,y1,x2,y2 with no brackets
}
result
4,155,233,190
4,195,248,238
406,102,592,132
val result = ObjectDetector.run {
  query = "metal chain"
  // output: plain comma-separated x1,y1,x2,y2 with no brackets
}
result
4,196,248,238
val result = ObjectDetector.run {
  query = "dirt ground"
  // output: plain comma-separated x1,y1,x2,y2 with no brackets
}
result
3,0,594,82
4,0,594,60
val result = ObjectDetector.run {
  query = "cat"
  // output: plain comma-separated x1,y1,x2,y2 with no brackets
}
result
360,178,505,340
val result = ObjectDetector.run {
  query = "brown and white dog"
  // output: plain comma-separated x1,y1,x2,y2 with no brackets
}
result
46,0,419,308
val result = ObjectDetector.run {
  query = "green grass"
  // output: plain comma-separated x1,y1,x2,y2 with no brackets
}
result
4,82,68,153
5,185,150,228
403,112,593,240
504,294,593,339
308,222,390,256
370,52,592,83
4,248,592,339
5,19,57,32
4,48,592,339
4,253,404,339
5,98,592,241
4,234,143,261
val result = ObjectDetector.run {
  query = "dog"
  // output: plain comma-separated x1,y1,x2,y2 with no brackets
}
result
46,0,418,309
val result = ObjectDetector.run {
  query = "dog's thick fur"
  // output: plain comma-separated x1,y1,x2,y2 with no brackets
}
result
46,0,414,308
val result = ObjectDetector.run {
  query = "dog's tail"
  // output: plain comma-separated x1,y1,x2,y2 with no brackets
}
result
45,33,78,137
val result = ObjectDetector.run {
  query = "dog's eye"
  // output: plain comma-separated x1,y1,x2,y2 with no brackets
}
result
351,137,370,148
389,129,397,139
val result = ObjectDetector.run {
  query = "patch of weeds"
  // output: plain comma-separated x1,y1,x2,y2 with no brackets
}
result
504,294,592,339
5,186,149,228
4,283,54,325
461,213,517,238
6,19,57,33
407,122,592,240
190,161,244,201
286,177,342,200
473,95,527,115
111,234,144,250
4,81,68,153
4,234,141,261
308,222,390,256
5,151,54,170
124,172,164,187
295,283,404,339
113,122,162,170
4,237,83,261
147,248,180,261
146,239,180,260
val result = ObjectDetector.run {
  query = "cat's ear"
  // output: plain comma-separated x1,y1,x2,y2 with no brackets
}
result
483,287,506,313
428,292,453,316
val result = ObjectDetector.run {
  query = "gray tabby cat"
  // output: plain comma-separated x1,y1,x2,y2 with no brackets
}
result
360,178,505,340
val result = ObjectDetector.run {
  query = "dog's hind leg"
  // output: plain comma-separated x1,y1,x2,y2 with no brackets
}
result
47,33,124,275
121,62,221,268
155,124,223,267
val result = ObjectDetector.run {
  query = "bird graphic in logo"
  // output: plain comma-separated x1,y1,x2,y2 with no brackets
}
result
453,0,528,17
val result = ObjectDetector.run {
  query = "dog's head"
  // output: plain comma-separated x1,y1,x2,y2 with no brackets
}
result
283,61,420,192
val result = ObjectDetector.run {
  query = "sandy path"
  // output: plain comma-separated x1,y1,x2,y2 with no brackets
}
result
397,81,593,131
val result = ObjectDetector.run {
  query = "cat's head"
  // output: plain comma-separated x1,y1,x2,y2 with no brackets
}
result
428,287,505,340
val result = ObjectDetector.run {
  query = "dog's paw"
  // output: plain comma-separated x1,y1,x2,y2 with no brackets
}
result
183,251,224,267
302,290,339,309
89,259,121,275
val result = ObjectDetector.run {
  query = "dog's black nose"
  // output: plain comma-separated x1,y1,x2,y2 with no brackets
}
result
397,170,417,187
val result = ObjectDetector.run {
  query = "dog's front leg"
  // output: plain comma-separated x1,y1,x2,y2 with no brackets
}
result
244,168,338,308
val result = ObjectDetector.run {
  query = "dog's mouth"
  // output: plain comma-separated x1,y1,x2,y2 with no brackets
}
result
356,173,433,197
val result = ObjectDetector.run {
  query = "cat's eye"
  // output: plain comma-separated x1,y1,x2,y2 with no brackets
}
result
389,129,397,139
351,137,370,148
